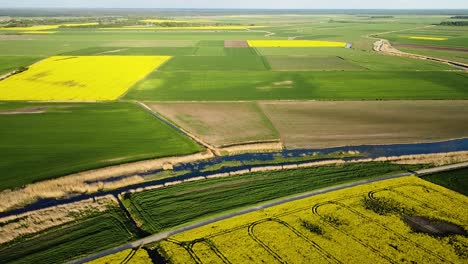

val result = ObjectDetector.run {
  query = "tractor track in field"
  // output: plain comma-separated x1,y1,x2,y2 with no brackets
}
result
69,162,468,264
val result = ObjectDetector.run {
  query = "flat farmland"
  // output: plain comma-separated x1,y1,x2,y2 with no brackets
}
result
255,48,454,70
123,162,421,234
148,102,279,147
260,101,468,149
125,71,468,101
0,207,138,264
0,55,170,101
422,168,468,196
266,56,365,71
381,26,468,48
0,102,202,190
159,176,468,263
159,55,270,71
0,56,42,75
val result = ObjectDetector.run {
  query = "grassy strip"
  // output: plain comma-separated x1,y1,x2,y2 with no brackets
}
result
421,168,468,196
0,102,203,190
0,207,138,264
123,162,424,234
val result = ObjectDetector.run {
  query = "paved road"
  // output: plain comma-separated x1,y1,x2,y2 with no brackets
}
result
70,161,468,264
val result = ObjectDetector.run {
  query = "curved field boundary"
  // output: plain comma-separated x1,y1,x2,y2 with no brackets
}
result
312,200,451,263
248,218,341,263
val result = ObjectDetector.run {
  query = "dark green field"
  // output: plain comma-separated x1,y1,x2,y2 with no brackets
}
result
0,208,138,264
422,168,468,196
0,56,42,75
0,102,202,190
126,71,468,101
160,55,271,71
123,162,424,233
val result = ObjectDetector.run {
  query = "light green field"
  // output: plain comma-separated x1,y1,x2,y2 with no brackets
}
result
0,102,202,190
126,71,468,101
160,55,270,71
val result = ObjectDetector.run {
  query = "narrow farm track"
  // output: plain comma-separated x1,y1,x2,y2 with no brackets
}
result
69,162,468,264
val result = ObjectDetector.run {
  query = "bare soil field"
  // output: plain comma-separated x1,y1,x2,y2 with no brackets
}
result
260,101,468,149
148,102,280,147
224,40,249,47
393,43,468,52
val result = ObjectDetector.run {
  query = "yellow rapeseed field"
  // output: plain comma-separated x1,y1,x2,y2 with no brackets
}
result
140,19,189,23
19,31,57,34
0,25,60,31
102,26,265,30
408,36,448,41
87,248,152,264
247,40,348,47
0,23,98,31
161,176,468,263
0,56,170,101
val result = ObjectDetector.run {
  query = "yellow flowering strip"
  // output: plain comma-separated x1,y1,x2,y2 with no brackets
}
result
87,248,152,264
140,19,189,23
0,23,98,31
0,56,171,101
247,40,348,47
0,25,60,31
163,176,468,263
19,31,57,34
408,36,448,41
60,22,99,27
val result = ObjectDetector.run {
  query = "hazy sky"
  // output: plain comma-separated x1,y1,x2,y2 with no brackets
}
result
1,0,467,9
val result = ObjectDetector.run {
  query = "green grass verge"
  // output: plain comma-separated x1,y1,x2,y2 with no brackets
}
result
0,102,203,190
126,71,468,101
0,56,42,75
422,168,468,196
0,208,138,264
123,162,424,233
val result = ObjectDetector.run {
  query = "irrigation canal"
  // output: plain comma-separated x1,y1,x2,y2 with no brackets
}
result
1,137,468,218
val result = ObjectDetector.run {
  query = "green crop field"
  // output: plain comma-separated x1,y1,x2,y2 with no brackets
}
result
123,162,425,233
0,208,138,264
422,168,468,196
0,56,43,75
0,102,202,190
1,9,468,264
160,55,271,71
126,71,468,101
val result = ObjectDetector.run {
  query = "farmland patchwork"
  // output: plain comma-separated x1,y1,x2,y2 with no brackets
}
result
0,56,170,101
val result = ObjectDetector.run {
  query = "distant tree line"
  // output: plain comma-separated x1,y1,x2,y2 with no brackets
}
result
440,21,468,26
450,16,468,19
370,16,394,19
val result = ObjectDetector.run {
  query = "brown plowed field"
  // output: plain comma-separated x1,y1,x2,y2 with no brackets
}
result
224,40,249,48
